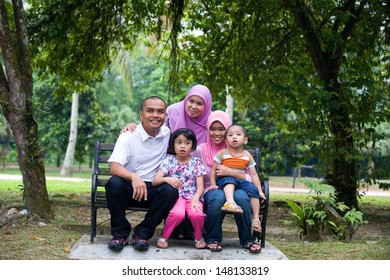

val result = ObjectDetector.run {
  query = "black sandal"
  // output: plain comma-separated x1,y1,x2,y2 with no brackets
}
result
244,242,261,254
206,241,223,252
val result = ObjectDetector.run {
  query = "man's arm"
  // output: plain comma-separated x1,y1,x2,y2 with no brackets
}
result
109,162,148,201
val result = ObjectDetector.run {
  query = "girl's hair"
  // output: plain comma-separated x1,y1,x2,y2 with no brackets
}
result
226,124,248,138
168,128,197,154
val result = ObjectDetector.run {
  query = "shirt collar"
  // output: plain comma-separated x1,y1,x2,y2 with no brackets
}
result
137,122,168,141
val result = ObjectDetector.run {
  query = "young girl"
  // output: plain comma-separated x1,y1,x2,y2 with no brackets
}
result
152,128,207,249
210,124,266,233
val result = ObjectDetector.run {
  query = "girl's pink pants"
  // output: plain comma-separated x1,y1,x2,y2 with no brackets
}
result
162,196,206,241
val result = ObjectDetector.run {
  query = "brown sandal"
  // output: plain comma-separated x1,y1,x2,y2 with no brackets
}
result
244,241,261,254
206,241,223,252
252,219,262,232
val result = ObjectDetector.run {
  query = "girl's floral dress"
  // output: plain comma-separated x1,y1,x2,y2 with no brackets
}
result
158,154,206,200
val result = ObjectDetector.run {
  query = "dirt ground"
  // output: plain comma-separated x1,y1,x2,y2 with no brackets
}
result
88,183,389,241
0,181,389,260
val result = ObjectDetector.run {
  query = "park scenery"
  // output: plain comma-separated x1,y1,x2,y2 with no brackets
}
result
0,1,389,260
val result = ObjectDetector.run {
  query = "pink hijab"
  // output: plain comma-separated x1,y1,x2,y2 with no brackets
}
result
200,110,232,166
166,84,212,144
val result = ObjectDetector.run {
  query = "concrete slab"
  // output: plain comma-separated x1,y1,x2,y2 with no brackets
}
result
68,235,288,260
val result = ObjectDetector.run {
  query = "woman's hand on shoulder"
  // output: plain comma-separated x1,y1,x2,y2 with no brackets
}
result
121,123,137,134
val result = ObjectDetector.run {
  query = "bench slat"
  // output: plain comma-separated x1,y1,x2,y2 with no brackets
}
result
98,143,115,151
98,167,111,175
96,178,110,186
98,155,111,163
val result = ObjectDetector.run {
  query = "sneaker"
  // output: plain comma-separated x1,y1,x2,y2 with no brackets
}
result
131,234,149,251
108,236,128,251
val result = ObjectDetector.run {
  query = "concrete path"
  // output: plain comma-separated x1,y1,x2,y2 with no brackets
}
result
2,174,389,197
68,235,288,260
270,186,390,197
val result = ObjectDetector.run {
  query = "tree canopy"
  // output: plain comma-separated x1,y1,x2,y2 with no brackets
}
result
27,0,390,208
171,0,390,207
1,0,388,218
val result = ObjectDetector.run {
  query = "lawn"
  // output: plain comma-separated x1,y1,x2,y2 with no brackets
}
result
0,175,389,260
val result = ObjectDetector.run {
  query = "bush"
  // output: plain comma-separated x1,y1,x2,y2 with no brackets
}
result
284,179,367,241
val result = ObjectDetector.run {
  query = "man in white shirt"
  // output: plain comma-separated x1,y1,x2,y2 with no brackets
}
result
106,96,178,251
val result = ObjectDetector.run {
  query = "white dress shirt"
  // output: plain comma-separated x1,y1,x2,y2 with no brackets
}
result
108,122,170,182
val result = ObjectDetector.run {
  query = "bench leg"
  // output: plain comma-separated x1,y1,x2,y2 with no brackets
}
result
90,206,97,243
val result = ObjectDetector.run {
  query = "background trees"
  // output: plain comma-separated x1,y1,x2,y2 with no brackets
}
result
0,0,52,218
1,0,389,218
170,0,390,208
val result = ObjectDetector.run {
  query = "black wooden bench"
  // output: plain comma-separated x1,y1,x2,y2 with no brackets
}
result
90,141,270,247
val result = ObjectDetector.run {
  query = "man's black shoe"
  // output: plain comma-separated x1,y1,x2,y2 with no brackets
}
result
108,236,128,251
131,234,149,251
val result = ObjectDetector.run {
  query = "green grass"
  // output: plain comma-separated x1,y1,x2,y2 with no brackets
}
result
0,166,92,179
1,179,91,194
1,176,389,260
266,192,390,260
0,179,90,259
270,238,390,260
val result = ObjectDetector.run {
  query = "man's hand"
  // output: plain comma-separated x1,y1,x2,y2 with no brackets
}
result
131,175,148,201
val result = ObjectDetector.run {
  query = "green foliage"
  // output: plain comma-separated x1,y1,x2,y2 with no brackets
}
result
283,200,319,240
22,0,390,209
171,0,390,208
31,47,174,165
27,0,169,93
284,179,367,241
33,74,110,165
378,181,390,191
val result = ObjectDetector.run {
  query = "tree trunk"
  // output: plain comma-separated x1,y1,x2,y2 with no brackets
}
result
287,0,360,209
329,99,359,209
303,224,322,242
225,85,234,121
56,153,61,168
60,92,79,177
7,108,53,218
0,0,52,219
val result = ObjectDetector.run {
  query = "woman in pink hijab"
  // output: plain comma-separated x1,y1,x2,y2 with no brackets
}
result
165,84,212,144
122,84,212,144
192,110,232,189
192,110,262,254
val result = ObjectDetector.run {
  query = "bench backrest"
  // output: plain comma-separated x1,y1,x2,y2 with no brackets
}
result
91,141,268,247
92,142,114,208
92,141,260,208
